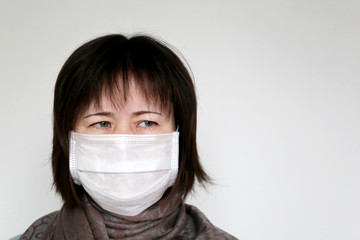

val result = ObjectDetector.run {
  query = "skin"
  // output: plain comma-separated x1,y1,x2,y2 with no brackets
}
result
74,83,175,135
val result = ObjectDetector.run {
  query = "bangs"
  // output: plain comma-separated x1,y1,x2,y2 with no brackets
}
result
72,35,176,123
92,68,174,118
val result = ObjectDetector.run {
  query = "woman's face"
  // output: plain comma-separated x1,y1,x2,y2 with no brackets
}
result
74,83,175,135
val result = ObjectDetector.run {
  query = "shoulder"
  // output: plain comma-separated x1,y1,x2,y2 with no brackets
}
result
9,234,21,240
185,204,238,240
20,211,58,239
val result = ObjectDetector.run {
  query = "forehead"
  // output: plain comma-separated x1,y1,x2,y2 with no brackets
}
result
84,81,172,114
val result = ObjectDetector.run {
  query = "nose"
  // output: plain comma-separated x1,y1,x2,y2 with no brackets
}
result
113,123,136,134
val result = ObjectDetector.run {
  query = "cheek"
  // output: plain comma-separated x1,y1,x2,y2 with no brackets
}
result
154,112,175,133
167,113,176,131
73,117,86,132
73,123,85,133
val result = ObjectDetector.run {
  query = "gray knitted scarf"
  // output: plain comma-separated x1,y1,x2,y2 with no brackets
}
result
20,192,237,239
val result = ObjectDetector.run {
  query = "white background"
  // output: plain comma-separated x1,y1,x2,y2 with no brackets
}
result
1,0,359,239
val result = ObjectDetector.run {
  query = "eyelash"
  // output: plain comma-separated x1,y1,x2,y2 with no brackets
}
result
91,121,111,129
90,121,158,129
138,121,157,128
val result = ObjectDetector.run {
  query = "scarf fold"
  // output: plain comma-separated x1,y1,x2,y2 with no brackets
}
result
20,192,237,240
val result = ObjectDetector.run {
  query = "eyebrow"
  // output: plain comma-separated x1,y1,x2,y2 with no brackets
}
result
132,111,161,116
83,110,161,118
84,112,114,118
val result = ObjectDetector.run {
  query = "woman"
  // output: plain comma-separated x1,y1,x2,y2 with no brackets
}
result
20,34,237,239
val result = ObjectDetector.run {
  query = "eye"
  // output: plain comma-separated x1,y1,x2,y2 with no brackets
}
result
139,121,156,128
91,121,111,129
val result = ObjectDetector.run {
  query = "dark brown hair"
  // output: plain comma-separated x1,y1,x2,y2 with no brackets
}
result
52,34,210,208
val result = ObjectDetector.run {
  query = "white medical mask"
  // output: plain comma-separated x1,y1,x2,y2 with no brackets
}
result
69,131,179,216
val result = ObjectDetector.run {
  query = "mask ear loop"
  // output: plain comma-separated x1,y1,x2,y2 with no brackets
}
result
175,126,179,132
